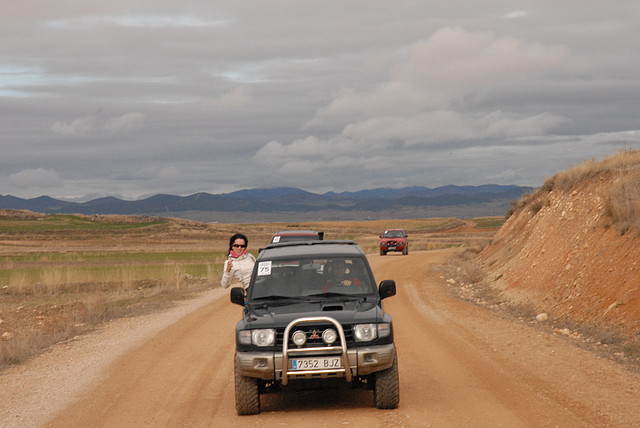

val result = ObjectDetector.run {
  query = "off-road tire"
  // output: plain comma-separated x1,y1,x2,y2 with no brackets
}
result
373,351,399,409
380,249,387,256
235,360,260,415
402,247,408,255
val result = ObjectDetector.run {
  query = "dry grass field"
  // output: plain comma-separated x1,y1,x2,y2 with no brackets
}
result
0,211,500,368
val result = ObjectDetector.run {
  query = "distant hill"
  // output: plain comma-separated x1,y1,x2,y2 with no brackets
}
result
0,185,533,221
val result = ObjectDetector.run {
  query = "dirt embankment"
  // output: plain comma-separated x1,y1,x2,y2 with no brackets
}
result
480,164,640,346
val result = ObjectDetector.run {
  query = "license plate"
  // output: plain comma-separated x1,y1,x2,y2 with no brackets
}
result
291,357,342,370
388,246,396,250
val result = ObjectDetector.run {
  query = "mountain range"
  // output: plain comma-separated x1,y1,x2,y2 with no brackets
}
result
0,185,533,222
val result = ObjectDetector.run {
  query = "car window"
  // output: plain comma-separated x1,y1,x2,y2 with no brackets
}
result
250,257,374,298
383,231,404,238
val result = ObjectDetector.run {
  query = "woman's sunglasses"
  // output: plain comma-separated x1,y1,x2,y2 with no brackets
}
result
232,244,247,248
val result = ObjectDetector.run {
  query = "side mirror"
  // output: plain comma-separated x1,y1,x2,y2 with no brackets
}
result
378,280,396,299
230,287,245,305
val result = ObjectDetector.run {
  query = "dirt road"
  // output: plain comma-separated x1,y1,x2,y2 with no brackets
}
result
44,249,640,427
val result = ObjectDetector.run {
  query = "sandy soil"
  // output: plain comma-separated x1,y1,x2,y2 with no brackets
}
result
0,289,227,427
2,250,639,427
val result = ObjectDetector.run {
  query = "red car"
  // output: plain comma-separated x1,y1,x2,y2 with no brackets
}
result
379,229,408,255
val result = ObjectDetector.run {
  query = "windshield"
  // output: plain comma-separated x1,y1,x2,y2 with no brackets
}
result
249,256,375,299
383,230,404,238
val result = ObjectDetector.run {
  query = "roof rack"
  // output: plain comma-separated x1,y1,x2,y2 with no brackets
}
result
261,239,357,251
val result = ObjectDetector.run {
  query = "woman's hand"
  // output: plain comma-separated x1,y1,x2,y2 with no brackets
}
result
226,260,233,272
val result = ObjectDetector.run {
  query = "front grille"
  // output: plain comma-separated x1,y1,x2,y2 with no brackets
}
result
277,324,354,348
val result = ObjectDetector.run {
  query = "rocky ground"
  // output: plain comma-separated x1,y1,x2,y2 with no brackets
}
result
480,167,640,365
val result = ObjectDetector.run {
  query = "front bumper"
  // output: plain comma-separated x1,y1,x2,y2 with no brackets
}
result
235,343,396,381
380,242,406,251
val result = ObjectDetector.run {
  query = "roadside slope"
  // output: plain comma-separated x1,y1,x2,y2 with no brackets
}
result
480,150,640,347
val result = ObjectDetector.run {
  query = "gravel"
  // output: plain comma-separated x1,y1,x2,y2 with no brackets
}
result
0,288,227,428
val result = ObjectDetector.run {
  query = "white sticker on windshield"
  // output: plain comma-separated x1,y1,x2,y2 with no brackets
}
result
257,261,272,276
272,236,281,243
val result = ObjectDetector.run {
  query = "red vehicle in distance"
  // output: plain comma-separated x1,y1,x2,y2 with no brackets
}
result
379,229,408,255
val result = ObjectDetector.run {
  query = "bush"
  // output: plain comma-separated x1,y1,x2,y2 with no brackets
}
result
606,174,640,234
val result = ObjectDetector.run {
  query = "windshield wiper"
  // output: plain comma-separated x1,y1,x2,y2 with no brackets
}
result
251,295,306,302
305,292,366,300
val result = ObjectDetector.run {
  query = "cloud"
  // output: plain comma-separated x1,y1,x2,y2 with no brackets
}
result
253,135,371,178
47,15,228,30
139,166,182,180
341,111,473,146
2,3,640,199
258,27,572,175
254,135,363,166
312,27,570,124
8,168,63,190
210,86,252,109
52,111,145,136
502,11,529,20
106,112,146,133
51,115,99,136
395,26,569,86
477,111,570,140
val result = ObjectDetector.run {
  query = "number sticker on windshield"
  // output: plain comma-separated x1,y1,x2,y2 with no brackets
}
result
257,261,272,276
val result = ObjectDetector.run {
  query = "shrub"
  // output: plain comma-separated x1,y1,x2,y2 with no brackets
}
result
606,174,640,234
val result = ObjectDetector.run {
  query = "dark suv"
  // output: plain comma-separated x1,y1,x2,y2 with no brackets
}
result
379,229,409,255
230,240,399,415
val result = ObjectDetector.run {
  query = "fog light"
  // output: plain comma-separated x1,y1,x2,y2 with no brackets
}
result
364,353,377,363
292,330,307,346
322,328,338,344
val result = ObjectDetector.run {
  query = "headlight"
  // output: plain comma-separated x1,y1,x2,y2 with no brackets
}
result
354,324,377,342
251,329,276,346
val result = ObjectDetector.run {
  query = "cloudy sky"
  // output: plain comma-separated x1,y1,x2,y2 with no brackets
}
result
2,1,639,200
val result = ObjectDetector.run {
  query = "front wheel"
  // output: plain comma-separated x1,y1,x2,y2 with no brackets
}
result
235,359,260,415
373,351,400,409
380,249,387,256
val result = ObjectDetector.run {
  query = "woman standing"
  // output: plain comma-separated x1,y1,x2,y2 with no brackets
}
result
221,233,255,290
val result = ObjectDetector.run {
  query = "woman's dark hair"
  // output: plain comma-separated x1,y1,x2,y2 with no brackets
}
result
228,233,249,253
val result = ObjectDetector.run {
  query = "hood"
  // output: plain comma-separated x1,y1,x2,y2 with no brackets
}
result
243,298,381,329
380,237,406,243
